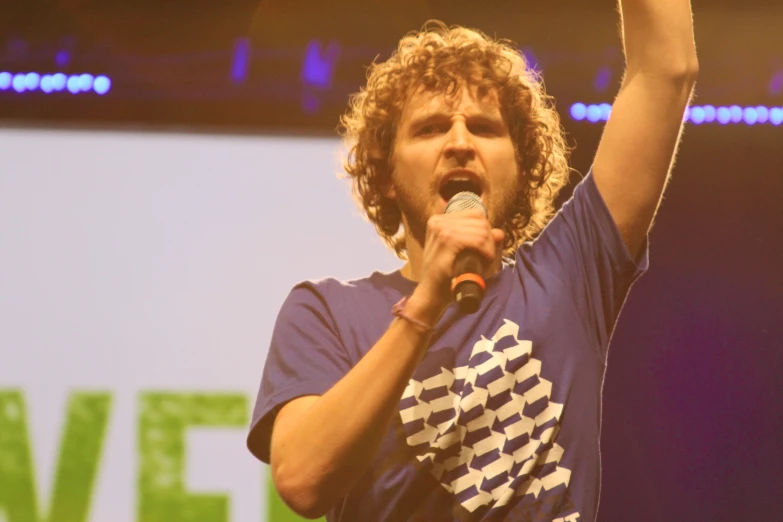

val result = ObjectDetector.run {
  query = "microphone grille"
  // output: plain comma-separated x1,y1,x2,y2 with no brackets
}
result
445,191,486,217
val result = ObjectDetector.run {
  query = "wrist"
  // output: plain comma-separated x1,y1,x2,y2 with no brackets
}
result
406,285,449,328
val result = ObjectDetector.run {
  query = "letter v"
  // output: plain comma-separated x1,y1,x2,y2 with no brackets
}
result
0,390,111,522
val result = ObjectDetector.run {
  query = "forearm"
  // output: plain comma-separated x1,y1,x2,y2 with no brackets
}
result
271,289,442,518
618,0,699,76
591,0,699,258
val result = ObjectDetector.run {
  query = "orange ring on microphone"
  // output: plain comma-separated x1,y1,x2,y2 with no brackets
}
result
451,273,486,292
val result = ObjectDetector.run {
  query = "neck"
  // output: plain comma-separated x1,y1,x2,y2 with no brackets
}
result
400,233,425,281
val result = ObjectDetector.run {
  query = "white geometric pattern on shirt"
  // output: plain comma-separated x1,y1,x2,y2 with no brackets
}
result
399,319,574,514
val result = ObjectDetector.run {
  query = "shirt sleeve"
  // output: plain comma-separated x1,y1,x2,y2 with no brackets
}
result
515,168,650,356
246,280,351,463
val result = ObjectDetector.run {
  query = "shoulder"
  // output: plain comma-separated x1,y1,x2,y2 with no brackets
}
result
517,170,605,253
273,269,411,364
291,269,405,299
511,172,602,283
280,269,410,319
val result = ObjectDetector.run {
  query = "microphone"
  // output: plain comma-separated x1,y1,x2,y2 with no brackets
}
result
445,191,488,314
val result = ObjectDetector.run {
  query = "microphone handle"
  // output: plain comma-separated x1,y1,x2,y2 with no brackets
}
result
452,249,486,314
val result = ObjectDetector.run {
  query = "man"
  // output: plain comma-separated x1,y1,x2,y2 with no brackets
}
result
247,1,698,520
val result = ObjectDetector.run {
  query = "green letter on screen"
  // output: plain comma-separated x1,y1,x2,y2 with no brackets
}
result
0,390,111,522
137,393,248,522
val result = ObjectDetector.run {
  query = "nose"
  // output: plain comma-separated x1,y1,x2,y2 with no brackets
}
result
444,122,476,162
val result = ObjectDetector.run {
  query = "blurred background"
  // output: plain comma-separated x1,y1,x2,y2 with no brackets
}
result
1,0,781,521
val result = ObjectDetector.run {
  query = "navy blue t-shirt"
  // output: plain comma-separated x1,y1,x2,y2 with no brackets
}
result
248,171,649,522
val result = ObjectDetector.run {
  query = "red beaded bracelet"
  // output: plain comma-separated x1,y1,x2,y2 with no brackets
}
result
392,296,434,334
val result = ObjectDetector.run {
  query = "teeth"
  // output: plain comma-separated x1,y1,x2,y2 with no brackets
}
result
441,176,481,201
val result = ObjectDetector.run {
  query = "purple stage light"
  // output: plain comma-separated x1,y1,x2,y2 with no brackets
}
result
66,75,80,94
716,107,731,125
12,74,26,93
40,75,53,93
743,108,758,125
570,102,782,126
0,71,110,95
231,38,250,84
55,50,70,67
755,106,769,124
729,105,743,123
0,72,11,90
24,72,40,90
594,66,612,92
769,71,783,96
93,75,111,95
78,73,94,92
52,73,66,91
599,103,612,121
521,47,540,72
586,104,602,123
690,106,706,124
702,105,716,123
570,103,587,121
302,40,340,90
301,92,320,114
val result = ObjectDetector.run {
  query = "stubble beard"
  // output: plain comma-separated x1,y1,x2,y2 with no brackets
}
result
394,177,520,254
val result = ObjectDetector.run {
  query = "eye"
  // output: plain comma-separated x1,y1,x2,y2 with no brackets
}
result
469,123,497,135
415,122,449,136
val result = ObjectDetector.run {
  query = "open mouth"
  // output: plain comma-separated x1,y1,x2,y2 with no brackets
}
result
439,176,483,202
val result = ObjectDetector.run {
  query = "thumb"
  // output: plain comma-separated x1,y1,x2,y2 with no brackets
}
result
491,229,506,259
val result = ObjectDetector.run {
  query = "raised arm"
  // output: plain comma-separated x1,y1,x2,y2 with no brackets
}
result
592,0,699,258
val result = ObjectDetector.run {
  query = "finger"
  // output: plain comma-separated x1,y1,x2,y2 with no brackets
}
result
426,222,491,244
425,220,496,261
490,229,505,260
456,231,498,262
463,229,504,261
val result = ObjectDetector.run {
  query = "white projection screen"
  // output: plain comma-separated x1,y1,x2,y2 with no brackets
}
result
0,126,402,522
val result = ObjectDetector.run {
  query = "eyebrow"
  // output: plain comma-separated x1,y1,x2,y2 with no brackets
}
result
407,111,505,130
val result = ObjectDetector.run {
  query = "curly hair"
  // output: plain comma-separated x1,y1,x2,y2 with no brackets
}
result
339,21,571,259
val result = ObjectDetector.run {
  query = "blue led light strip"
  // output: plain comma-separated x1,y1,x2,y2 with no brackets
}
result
0,72,112,95
570,103,783,126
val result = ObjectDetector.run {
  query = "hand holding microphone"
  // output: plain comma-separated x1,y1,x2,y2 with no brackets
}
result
408,190,504,325
445,191,493,314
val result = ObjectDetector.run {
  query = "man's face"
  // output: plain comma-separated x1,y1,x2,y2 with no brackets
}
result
389,83,520,249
